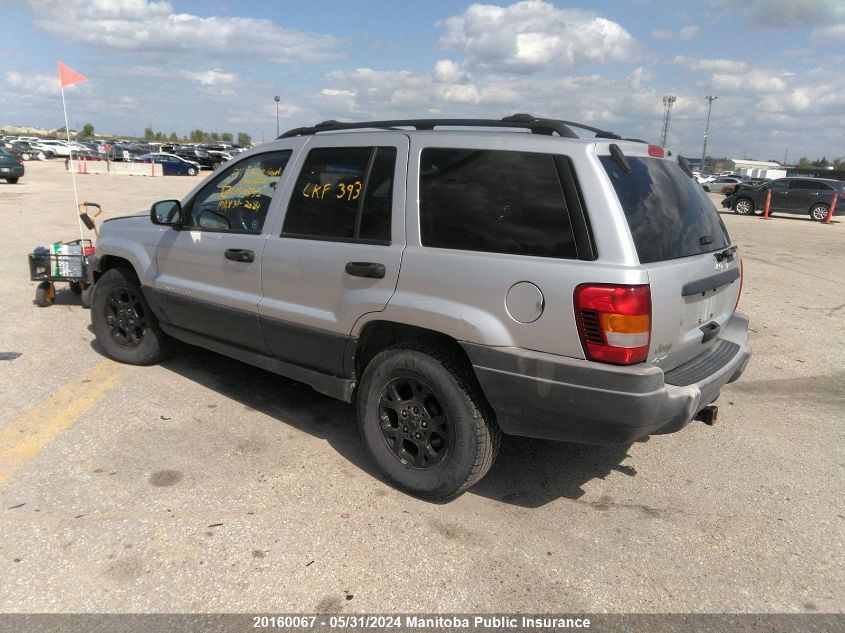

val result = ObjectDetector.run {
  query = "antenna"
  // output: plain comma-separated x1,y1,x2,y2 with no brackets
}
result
660,94,676,147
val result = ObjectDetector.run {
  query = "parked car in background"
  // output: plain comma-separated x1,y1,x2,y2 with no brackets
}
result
722,177,844,221
702,176,750,195
132,153,200,176
65,149,110,168
173,147,224,170
0,147,24,183
8,141,47,161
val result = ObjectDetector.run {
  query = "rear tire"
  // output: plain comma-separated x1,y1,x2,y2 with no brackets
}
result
357,340,501,500
734,198,755,215
5,177,19,184
91,268,168,364
810,203,829,222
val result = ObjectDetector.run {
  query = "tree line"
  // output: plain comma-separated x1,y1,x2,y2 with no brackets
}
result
73,123,251,146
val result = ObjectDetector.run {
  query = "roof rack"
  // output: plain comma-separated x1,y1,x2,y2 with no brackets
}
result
279,113,623,140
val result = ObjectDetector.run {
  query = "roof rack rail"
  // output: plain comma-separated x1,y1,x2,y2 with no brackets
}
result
279,114,623,140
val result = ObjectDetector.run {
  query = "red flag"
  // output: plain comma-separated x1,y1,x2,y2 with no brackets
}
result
57,61,87,89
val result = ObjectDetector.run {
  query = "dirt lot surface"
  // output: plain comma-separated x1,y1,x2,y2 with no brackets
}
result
1,161,842,613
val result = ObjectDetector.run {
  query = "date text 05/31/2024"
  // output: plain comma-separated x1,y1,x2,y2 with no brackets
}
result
251,615,592,629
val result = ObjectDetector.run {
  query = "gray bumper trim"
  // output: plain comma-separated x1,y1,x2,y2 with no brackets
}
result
461,313,752,445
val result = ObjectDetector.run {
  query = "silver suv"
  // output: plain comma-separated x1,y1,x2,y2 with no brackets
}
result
89,115,751,499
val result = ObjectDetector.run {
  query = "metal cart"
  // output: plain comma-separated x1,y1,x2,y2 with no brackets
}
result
28,202,101,308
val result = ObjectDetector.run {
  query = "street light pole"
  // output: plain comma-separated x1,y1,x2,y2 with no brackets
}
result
701,95,718,171
274,95,281,138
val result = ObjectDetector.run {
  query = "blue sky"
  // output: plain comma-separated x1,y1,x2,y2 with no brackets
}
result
2,0,844,161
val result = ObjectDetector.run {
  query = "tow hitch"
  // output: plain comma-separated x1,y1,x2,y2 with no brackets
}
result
695,405,719,426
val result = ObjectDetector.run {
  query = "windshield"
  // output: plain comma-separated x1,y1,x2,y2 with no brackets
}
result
601,156,730,263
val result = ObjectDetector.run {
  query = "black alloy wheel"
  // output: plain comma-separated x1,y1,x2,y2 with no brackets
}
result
103,286,147,348
378,376,453,469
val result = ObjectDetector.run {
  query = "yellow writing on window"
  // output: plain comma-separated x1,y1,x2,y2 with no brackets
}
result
302,180,362,201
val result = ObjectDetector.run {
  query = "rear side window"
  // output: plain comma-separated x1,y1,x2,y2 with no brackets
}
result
282,146,396,243
419,148,577,258
601,156,729,263
790,180,832,191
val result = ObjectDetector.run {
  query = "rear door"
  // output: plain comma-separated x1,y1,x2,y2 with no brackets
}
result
601,154,741,371
258,133,408,375
786,179,818,212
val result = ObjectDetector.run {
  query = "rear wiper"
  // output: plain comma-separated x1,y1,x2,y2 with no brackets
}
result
714,245,738,262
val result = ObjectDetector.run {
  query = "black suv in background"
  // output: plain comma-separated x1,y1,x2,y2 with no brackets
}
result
723,177,844,221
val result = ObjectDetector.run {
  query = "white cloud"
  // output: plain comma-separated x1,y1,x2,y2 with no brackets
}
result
26,0,340,63
710,71,787,94
5,71,59,96
182,69,238,87
671,56,748,74
652,26,698,40
438,1,637,73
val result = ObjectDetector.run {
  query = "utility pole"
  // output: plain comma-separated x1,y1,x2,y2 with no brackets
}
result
783,147,789,166
274,95,281,138
660,94,676,147
701,95,717,171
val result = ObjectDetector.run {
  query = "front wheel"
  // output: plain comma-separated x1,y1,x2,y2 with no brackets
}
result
90,268,169,364
810,204,830,222
187,167,197,176
357,341,501,500
734,198,755,215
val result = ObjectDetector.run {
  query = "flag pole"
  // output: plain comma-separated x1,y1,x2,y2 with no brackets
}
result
60,83,86,247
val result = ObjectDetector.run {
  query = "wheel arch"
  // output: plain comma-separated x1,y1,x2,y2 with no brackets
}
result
353,320,475,381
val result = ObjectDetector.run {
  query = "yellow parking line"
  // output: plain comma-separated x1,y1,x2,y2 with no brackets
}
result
0,359,128,486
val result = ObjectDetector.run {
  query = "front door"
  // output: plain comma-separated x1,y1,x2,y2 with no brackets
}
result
768,179,791,211
153,150,294,352
258,133,409,375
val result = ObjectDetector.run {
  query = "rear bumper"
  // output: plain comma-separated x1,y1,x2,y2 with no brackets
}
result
462,313,751,445
0,165,24,178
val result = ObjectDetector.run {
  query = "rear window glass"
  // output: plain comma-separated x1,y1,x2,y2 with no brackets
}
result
420,148,577,258
601,156,729,263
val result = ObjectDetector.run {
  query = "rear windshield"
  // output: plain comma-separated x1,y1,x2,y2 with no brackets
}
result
601,156,730,263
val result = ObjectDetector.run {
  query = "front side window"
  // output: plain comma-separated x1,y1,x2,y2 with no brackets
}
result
419,148,577,258
282,146,396,243
185,151,291,233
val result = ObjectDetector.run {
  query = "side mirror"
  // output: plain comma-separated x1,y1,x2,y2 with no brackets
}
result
150,199,182,227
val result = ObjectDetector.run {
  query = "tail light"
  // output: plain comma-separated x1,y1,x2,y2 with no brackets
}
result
17,155,23,166
733,259,744,313
647,145,665,158
574,284,651,365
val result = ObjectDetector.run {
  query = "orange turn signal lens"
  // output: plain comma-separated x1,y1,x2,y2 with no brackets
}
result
600,313,650,334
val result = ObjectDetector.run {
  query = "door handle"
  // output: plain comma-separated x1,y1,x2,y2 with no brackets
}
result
224,248,254,263
345,262,386,279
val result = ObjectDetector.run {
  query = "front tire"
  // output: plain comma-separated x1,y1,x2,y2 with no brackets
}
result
91,268,168,364
810,203,829,222
734,198,755,215
187,167,197,176
357,341,501,500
